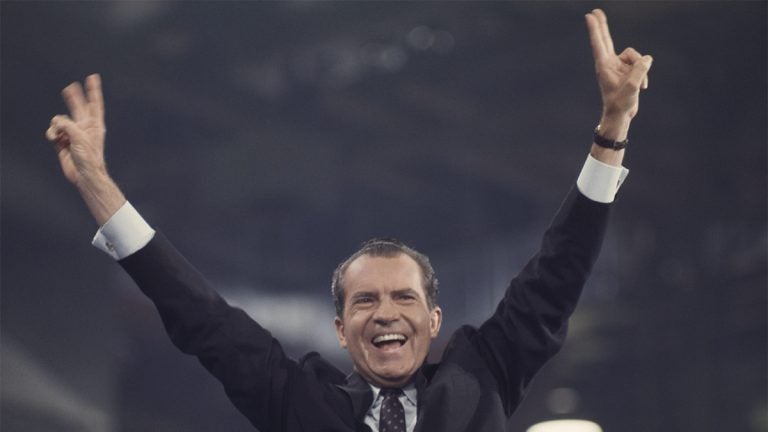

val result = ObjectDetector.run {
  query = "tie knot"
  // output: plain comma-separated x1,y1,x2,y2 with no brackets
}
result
380,388,403,398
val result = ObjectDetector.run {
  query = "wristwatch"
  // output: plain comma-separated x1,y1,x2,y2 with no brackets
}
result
593,125,628,150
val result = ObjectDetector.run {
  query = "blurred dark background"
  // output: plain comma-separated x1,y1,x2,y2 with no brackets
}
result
1,1,765,431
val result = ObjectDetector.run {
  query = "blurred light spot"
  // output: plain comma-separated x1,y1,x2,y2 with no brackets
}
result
432,30,455,54
751,403,768,431
546,387,581,414
527,419,603,432
408,26,435,50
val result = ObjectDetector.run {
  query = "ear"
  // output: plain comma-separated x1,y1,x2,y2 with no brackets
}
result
334,316,348,349
429,306,443,338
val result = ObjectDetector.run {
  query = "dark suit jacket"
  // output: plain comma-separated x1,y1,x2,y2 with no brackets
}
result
119,186,610,432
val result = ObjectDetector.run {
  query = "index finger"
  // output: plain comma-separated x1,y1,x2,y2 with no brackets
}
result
62,82,89,122
592,9,615,57
585,12,609,63
85,74,104,121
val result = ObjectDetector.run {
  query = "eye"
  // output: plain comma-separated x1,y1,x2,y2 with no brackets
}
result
354,296,374,305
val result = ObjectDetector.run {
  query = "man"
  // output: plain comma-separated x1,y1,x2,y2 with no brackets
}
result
45,9,652,432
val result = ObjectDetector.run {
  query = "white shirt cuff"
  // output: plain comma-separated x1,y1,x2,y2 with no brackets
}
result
91,201,155,260
576,154,629,203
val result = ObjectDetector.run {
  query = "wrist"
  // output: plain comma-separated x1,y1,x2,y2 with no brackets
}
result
590,145,625,167
592,114,630,167
75,165,110,190
598,113,632,141
75,169,127,226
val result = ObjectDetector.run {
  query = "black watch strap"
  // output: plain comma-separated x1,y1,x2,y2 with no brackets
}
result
593,126,628,150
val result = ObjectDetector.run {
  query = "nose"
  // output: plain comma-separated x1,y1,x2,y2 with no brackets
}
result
372,299,399,325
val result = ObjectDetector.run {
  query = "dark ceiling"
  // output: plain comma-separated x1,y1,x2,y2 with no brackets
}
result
2,2,766,432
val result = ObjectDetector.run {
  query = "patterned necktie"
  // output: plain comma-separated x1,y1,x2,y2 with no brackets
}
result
379,388,406,432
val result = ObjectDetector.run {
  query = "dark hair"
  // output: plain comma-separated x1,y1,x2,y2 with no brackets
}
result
331,238,439,317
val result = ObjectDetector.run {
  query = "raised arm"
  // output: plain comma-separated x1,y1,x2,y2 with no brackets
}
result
44,75,334,431
456,10,653,416
45,74,125,225
586,9,653,167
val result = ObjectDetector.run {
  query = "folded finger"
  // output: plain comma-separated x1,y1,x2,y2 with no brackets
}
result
46,115,66,141
46,116,70,152
45,126,56,141
51,114,87,144
627,55,653,91
618,47,642,64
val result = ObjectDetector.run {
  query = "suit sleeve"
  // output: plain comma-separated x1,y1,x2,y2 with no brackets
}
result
118,232,300,431
475,185,611,414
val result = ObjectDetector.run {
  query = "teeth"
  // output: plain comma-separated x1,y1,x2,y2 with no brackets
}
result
372,334,407,344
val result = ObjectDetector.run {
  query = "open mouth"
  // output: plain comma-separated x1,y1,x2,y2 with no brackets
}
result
371,333,407,349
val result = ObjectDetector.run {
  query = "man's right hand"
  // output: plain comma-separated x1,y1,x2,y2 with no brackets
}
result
46,74,126,226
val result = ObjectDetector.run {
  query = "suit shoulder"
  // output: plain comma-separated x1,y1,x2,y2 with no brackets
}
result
298,351,347,385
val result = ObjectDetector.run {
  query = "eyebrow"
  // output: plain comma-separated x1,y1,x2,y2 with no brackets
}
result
391,288,420,297
348,288,420,301
349,291,378,302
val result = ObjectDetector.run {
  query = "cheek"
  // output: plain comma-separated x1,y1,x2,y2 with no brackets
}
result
344,314,367,339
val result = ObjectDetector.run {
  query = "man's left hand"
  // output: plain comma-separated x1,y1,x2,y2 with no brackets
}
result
586,9,653,165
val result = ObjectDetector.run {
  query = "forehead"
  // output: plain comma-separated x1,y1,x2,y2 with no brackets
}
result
343,253,425,295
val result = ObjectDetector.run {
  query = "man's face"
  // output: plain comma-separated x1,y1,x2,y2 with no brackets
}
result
334,253,442,388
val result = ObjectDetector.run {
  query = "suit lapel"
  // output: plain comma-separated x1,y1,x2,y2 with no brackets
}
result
338,372,374,429
339,367,435,432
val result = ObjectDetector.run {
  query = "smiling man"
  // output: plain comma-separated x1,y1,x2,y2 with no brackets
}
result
45,9,651,432
333,241,442,390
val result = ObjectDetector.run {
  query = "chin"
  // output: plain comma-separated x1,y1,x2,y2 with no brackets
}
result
370,365,416,386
